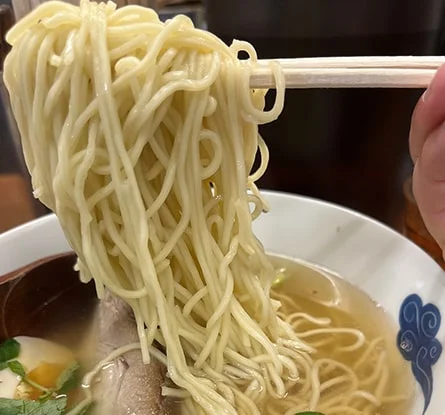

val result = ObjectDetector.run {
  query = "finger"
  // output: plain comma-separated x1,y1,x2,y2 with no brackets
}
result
409,64,445,163
413,125,445,249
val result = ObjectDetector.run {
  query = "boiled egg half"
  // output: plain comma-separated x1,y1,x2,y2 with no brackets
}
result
0,336,76,400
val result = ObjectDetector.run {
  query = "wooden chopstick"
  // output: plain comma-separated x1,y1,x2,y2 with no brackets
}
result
257,56,445,69
251,56,444,89
3,7,443,90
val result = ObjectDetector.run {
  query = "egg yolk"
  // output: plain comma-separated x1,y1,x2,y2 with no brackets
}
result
14,362,67,400
31,362,67,398
28,362,66,389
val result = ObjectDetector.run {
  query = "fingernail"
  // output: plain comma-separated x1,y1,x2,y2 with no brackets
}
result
423,80,435,102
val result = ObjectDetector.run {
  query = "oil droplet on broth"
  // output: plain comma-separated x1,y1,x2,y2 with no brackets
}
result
267,255,414,415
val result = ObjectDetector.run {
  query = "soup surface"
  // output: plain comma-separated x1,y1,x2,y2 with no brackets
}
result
0,255,413,415
267,255,413,415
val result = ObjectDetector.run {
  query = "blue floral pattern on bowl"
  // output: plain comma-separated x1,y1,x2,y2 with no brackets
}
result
397,294,442,414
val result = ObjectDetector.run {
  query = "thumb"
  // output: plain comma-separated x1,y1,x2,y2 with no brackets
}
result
411,65,445,252
413,120,445,251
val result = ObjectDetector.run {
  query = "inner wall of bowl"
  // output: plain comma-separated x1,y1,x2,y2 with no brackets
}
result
0,255,97,344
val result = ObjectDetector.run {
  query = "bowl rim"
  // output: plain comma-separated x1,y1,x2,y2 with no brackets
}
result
0,189,438,271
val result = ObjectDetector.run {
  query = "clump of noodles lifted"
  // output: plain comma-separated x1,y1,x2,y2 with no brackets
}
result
3,1,404,414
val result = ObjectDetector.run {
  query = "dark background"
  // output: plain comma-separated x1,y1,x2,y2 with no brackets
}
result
206,0,445,227
2,0,445,231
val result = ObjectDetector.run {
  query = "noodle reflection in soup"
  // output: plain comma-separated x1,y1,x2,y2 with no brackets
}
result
2,1,413,414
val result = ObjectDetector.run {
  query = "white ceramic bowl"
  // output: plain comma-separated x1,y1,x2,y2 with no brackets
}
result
1,190,444,415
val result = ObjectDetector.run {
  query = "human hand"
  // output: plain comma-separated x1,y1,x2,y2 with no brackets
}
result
410,65,445,254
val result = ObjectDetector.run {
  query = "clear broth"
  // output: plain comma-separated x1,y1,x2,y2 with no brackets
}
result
268,255,414,415
0,255,414,414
